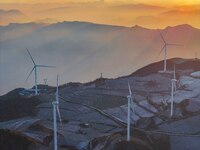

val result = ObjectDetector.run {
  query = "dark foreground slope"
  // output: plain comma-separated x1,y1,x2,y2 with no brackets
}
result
0,88,41,122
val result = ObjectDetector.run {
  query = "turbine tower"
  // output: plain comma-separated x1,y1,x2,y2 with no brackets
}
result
158,30,181,72
52,75,62,150
44,78,47,91
170,78,177,118
173,64,177,91
127,82,133,142
26,48,55,95
195,51,198,60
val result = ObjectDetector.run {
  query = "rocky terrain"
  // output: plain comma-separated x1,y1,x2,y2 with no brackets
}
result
0,58,200,150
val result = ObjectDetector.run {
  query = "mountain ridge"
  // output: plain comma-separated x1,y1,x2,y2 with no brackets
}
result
1,21,199,30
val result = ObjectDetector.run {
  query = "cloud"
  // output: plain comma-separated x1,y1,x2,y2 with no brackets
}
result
110,3,165,11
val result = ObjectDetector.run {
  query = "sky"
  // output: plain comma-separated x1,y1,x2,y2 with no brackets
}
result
1,0,200,5
0,0,200,28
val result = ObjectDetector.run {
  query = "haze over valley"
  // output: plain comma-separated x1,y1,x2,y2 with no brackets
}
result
0,21,199,95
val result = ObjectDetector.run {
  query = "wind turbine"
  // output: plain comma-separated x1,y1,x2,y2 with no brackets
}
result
158,30,181,72
52,75,62,150
170,77,177,118
127,82,133,142
26,48,55,95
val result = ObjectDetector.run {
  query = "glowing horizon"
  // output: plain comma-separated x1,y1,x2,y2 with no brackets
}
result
0,0,200,28
1,0,200,5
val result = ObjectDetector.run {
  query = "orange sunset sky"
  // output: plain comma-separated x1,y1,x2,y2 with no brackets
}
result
1,0,200,5
0,0,200,28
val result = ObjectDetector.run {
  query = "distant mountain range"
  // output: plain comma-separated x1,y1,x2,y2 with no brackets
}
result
0,3,199,28
134,9,200,28
0,22,45,42
0,9,25,25
0,9,23,16
0,21,199,95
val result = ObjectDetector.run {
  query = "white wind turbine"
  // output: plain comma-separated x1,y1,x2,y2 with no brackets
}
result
158,30,181,72
52,75,62,150
127,82,133,142
26,48,55,95
170,77,177,118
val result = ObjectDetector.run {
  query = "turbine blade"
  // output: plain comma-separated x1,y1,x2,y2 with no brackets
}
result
26,48,36,65
56,75,59,103
56,106,62,126
173,64,176,80
167,44,182,46
165,27,169,37
158,29,166,44
37,65,56,68
131,100,135,116
26,67,35,81
128,82,132,96
156,45,165,59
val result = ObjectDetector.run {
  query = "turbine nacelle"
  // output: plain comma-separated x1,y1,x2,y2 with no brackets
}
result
171,79,177,82
127,95,132,99
52,101,59,105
